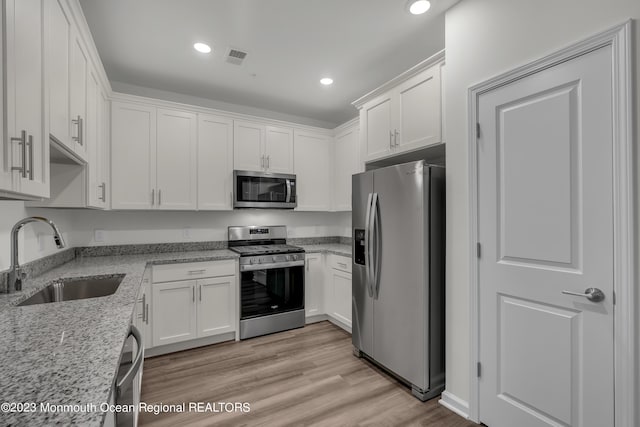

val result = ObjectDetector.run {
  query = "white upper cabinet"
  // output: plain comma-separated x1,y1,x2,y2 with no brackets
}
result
233,120,294,173
356,52,444,163
294,130,332,211
111,101,156,210
86,70,108,208
156,108,197,210
361,93,394,161
333,124,359,211
395,64,441,152
111,101,197,210
233,120,264,172
48,0,72,150
264,126,294,173
198,114,233,210
69,26,88,160
1,0,49,198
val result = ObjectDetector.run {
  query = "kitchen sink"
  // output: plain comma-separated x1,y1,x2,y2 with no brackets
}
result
17,275,124,306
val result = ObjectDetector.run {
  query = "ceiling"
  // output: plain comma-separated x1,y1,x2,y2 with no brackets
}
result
79,0,454,128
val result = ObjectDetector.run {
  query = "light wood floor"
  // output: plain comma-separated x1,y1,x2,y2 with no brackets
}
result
140,321,475,427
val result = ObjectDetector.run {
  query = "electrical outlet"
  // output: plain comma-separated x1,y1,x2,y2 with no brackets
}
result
37,233,45,252
183,228,191,239
94,229,105,243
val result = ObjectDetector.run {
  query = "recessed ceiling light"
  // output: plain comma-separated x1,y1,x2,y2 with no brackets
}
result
407,0,431,15
320,77,334,86
193,42,212,53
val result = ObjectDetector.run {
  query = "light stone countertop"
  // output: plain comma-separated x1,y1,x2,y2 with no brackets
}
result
0,249,238,427
298,243,352,258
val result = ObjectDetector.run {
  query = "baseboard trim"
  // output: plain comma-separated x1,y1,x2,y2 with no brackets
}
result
306,314,329,324
145,332,236,358
327,316,352,334
439,390,470,420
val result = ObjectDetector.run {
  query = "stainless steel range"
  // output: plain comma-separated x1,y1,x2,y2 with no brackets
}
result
228,226,305,339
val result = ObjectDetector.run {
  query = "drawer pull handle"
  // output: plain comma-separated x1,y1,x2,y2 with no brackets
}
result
338,262,348,268
188,269,206,275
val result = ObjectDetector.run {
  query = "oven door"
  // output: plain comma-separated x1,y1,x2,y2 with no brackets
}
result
234,170,297,209
240,262,304,320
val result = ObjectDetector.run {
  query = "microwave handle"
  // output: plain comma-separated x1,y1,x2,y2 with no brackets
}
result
285,179,292,203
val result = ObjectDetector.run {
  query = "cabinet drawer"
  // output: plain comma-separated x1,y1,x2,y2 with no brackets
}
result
330,255,352,273
152,260,236,283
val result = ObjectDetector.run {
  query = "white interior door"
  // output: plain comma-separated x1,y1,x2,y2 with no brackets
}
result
477,45,614,427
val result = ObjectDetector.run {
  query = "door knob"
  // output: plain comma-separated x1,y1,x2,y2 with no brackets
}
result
562,287,605,302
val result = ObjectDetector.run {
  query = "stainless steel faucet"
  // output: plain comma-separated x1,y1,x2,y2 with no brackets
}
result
8,217,66,293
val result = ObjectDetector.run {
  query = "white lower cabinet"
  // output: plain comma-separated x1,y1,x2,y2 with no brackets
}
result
150,260,237,349
328,255,352,328
134,268,152,350
304,254,324,318
152,279,198,346
197,276,235,337
304,253,352,332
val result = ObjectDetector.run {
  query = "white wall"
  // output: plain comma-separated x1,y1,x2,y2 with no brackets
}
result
0,200,350,271
0,202,77,271
444,0,640,405
67,209,351,246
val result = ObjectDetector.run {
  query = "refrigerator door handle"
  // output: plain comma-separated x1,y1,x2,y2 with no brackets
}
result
364,193,374,297
374,194,382,299
370,192,380,299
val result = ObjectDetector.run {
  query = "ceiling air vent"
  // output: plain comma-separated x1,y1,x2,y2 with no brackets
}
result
226,48,248,66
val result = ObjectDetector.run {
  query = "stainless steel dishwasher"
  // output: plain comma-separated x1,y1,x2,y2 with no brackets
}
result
112,324,144,427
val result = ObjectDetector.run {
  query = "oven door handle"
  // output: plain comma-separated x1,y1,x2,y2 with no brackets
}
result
240,259,305,272
285,179,292,203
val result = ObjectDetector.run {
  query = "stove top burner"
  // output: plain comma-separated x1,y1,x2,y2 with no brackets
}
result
229,244,304,256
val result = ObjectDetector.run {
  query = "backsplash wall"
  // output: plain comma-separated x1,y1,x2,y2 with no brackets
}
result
0,201,351,271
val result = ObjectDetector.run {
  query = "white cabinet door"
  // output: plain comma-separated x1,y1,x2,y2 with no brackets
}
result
395,63,441,153
265,126,293,173
152,280,197,346
197,114,233,210
361,93,393,162
304,254,324,318
4,0,49,198
98,90,109,207
85,69,104,208
111,101,156,209
69,27,88,160
197,276,235,338
294,130,331,211
234,120,264,172
333,125,359,211
47,0,72,150
330,269,352,328
139,269,152,350
156,108,197,210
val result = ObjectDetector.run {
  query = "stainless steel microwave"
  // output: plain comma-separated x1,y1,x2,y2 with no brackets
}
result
233,170,297,209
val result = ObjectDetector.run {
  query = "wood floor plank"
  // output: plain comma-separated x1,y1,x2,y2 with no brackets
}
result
140,321,476,427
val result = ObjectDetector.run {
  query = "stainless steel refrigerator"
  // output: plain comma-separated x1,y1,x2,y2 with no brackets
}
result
352,160,445,401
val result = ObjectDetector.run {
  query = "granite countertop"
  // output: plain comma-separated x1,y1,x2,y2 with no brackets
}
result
299,243,352,258
0,249,238,426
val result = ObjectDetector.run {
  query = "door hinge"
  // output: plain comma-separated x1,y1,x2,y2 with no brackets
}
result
612,290,616,305
477,242,481,258
476,123,481,139
477,362,481,378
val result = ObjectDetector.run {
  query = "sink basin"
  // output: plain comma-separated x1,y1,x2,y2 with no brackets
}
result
17,275,124,306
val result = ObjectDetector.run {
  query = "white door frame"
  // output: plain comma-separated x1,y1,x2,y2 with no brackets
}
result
467,21,635,426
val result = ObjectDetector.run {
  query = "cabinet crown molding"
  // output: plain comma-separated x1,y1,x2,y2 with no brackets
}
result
352,49,445,109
